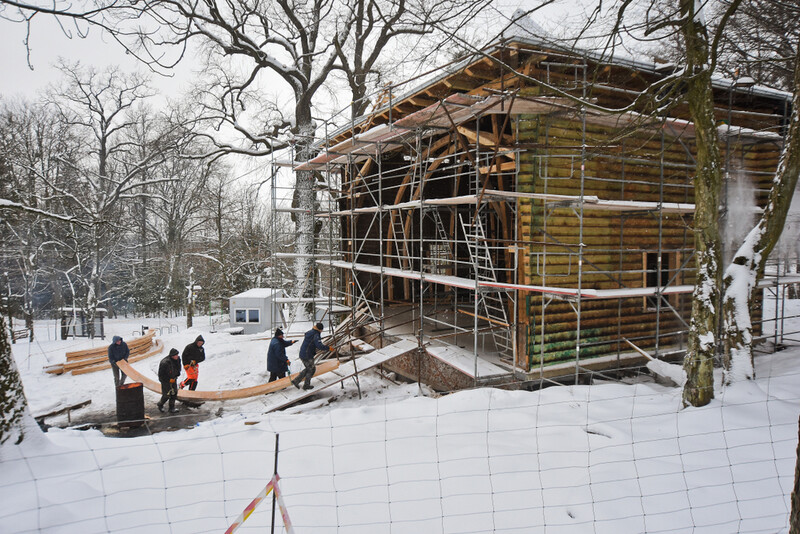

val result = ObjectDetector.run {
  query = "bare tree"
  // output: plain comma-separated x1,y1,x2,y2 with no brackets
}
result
721,45,800,383
0,99,80,337
122,0,491,315
46,62,169,336
714,0,800,90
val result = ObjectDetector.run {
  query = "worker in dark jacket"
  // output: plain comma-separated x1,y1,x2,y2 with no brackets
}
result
107,335,130,387
157,348,182,413
267,328,296,382
292,323,331,390
179,335,205,390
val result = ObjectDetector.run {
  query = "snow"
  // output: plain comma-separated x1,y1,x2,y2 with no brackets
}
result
2,312,800,533
230,288,282,299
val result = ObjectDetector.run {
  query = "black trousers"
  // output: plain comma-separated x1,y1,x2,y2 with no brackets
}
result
293,358,316,387
111,360,127,387
158,382,177,410
181,378,198,390
269,371,287,383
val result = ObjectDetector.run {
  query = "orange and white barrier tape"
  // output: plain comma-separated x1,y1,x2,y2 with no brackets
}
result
224,474,294,534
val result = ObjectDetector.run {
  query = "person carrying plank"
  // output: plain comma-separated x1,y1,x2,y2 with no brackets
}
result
179,335,205,390
267,328,296,382
157,348,182,413
108,335,130,387
292,323,331,390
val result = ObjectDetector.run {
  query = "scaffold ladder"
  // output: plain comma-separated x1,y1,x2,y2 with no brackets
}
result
458,214,513,355
424,209,453,274
391,211,412,269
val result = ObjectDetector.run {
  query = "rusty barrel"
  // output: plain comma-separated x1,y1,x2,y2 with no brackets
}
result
116,382,144,427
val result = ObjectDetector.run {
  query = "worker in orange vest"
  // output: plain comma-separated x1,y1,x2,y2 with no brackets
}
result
179,335,205,390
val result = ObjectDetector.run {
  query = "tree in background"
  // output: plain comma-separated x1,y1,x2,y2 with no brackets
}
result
125,0,493,317
714,0,799,90
721,46,800,383
0,99,81,337
46,63,171,336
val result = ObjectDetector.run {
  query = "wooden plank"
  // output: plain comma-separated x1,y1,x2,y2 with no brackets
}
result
65,331,155,360
63,340,156,370
71,340,164,375
116,358,340,401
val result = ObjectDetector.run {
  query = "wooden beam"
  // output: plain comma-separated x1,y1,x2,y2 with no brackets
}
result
478,160,517,174
456,126,515,154
464,65,498,81
117,359,340,401
443,76,478,92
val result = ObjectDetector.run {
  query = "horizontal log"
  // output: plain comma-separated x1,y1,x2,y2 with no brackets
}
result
70,339,164,375
65,331,155,361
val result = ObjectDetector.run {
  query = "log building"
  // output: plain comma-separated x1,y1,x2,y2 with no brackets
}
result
277,17,795,390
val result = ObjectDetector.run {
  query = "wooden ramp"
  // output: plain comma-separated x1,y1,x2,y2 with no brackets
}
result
263,339,419,413
117,359,339,401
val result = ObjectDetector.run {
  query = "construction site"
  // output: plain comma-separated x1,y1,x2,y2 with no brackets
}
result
267,26,800,392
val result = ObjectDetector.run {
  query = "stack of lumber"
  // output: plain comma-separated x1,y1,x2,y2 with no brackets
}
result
45,330,163,375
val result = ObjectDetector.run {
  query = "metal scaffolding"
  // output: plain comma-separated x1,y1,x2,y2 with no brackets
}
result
265,46,799,388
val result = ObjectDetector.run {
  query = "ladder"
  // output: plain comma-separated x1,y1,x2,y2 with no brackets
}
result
424,209,454,274
390,211,412,270
459,214,513,355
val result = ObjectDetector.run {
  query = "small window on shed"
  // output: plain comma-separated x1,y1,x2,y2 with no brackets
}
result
234,308,260,323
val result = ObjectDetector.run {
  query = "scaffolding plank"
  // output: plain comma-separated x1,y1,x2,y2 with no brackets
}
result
758,275,800,287
484,189,695,214
321,259,697,299
264,339,418,412
320,260,478,290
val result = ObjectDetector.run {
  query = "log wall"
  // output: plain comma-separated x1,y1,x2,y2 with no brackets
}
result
515,110,782,370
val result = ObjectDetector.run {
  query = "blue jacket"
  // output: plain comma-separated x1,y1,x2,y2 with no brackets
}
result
267,336,294,374
299,328,328,361
107,336,130,363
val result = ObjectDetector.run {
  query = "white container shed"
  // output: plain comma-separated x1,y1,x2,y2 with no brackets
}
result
228,288,284,335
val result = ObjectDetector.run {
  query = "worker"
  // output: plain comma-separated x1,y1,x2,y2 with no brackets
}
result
292,322,332,390
179,335,206,390
157,348,182,413
267,328,296,382
107,335,130,387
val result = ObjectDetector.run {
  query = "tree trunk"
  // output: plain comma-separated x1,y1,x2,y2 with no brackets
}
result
290,101,318,319
722,45,800,384
0,316,30,445
186,268,194,329
791,413,800,534
680,0,723,408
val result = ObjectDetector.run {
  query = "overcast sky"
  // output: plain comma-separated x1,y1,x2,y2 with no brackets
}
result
0,13,197,101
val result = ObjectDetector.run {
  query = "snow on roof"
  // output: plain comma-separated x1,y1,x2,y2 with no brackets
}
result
229,288,281,299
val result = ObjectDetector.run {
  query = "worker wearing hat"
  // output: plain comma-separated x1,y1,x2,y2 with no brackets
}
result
157,348,182,413
292,322,332,390
267,328,296,382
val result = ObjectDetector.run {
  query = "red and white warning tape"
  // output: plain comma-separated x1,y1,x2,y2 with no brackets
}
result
224,474,294,534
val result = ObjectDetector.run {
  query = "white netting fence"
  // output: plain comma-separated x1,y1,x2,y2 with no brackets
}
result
3,350,799,534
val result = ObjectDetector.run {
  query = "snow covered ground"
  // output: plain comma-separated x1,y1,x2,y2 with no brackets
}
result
2,300,800,533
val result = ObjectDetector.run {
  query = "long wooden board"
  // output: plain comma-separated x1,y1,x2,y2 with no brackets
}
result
116,359,340,401
62,339,157,371
70,340,165,375
66,331,155,361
